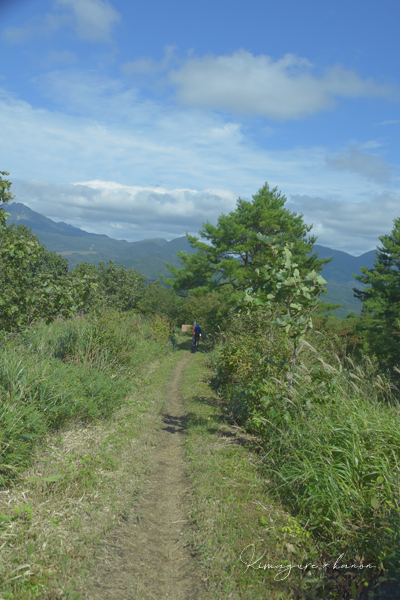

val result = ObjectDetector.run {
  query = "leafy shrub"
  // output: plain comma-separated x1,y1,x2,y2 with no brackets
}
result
211,311,289,425
149,314,171,344
72,260,146,313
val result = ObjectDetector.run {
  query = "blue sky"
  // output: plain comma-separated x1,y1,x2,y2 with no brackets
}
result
1,0,399,254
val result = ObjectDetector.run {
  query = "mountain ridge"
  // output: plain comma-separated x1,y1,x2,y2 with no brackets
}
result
5,202,375,316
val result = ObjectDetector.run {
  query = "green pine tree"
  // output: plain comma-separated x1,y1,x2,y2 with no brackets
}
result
162,182,330,296
354,217,400,371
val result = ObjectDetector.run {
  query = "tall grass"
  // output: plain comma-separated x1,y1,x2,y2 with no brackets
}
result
212,315,400,595
0,309,171,487
265,355,400,574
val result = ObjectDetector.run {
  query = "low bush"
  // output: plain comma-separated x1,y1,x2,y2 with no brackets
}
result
148,314,171,344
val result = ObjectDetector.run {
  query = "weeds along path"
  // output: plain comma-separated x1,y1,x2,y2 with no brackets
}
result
83,352,206,600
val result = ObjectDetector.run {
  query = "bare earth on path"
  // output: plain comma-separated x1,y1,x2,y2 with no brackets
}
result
83,353,207,600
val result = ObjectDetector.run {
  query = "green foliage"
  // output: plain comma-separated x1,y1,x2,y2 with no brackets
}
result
183,290,233,337
148,314,171,344
209,227,400,593
0,310,171,486
212,312,400,592
0,223,93,333
162,247,214,294
261,357,400,582
47,309,146,369
354,217,400,373
138,279,236,339
163,182,329,295
0,174,94,334
0,171,14,227
240,235,326,378
137,280,185,329
198,193,400,595
313,312,364,361
73,260,145,312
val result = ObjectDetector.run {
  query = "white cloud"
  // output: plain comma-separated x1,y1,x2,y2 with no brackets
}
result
170,50,397,121
56,0,121,42
11,179,237,240
0,80,269,191
326,145,395,183
32,69,139,115
122,46,176,76
11,179,400,255
1,74,400,254
1,0,120,44
380,119,400,125
291,192,400,254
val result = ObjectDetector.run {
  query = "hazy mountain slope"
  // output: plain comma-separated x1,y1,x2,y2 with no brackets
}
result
6,203,195,270
314,244,376,284
6,202,377,315
313,245,376,316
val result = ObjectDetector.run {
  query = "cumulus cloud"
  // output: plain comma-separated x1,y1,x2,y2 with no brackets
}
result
56,0,121,42
170,50,397,121
10,178,400,255
326,145,395,182
1,75,400,254
11,179,237,240
291,192,400,254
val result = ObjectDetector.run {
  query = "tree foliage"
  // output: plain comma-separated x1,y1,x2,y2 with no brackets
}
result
0,173,94,334
73,260,146,312
240,234,327,378
0,223,94,333
163,183,329,296
354,217,400,371
137,280,185,330
0,171,14,226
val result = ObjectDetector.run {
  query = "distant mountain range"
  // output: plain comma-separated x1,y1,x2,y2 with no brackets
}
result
312,244,375,316
6,202,196,279
6,202,376,317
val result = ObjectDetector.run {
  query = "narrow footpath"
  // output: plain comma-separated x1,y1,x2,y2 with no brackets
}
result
83,354,207,600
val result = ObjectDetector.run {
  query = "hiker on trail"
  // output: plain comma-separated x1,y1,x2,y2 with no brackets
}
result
193,323,202,347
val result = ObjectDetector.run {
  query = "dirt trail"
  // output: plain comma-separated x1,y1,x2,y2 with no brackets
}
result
83,353,206,600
